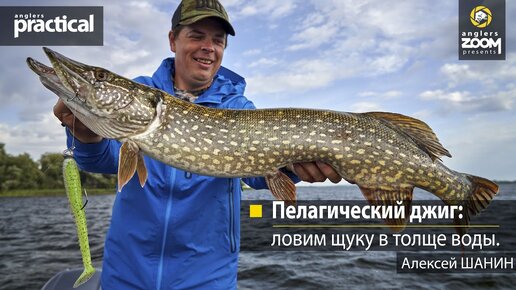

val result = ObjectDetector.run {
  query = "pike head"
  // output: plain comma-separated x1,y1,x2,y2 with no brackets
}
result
27,47,160,140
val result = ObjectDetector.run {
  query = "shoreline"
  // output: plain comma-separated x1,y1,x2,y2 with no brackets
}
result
0,188,116,198
1,180,514,198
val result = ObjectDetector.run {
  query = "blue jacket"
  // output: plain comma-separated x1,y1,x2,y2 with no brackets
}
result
67,58,298,290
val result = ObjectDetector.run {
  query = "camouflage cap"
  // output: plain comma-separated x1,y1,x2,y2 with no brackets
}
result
172,0,235,36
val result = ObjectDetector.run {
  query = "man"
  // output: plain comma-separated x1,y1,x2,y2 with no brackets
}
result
54,0,341,289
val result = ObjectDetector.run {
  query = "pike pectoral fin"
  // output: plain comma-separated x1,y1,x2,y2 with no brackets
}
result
359,186,414,232
136,152,148,187
118,141,141,192
266,170,297,204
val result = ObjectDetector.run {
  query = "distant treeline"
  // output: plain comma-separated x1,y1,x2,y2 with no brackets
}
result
494,180,516,184
0,143,116,192
1,143,514,193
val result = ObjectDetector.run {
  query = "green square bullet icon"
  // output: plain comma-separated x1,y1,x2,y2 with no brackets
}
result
249,204,262,218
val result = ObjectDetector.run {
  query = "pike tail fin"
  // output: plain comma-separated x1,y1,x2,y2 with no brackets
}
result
73,265,95,288
452,175,499,235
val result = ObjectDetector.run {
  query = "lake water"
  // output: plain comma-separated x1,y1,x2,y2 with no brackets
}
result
1,184,515,290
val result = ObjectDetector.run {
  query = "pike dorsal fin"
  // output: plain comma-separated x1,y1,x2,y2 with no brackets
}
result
364,112,451,161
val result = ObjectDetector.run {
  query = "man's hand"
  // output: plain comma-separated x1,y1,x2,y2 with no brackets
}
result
53,99,103,144
288,161,342,183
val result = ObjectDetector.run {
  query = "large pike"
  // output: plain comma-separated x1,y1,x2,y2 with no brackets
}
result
28,48,498,232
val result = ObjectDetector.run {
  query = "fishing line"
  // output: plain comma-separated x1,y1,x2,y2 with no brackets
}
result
66,90,86,103
69,101,78,153
63,101,89,209
40,101,80,175
62,100,79,155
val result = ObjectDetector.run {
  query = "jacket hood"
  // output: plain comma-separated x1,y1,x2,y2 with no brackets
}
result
150,58,246,104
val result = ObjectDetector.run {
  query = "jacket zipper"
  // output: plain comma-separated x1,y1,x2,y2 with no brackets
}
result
156,169,176,290
228,179,236,253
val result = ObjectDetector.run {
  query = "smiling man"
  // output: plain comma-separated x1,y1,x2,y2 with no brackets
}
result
53,0,341,289
170,18,226,93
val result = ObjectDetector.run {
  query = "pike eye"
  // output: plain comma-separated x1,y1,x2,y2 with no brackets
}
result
94,70,108,81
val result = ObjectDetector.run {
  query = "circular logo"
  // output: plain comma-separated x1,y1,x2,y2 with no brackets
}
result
470,6,493,28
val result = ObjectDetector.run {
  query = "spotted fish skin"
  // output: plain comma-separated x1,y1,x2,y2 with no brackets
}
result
134,103,479,204
28,48,498,232
63,156,95,288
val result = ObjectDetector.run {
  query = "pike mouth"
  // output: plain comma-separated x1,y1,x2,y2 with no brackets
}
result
27,57,56,77
42,47,91,102
26,55,98,131
26,57,75,100
28,47,153,140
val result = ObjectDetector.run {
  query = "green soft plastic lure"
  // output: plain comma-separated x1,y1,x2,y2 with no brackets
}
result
63,152,95,288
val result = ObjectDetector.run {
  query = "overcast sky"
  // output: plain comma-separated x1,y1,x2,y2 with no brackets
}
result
0,0,514,181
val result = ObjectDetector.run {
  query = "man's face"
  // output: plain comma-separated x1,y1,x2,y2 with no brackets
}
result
169,17,227,91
